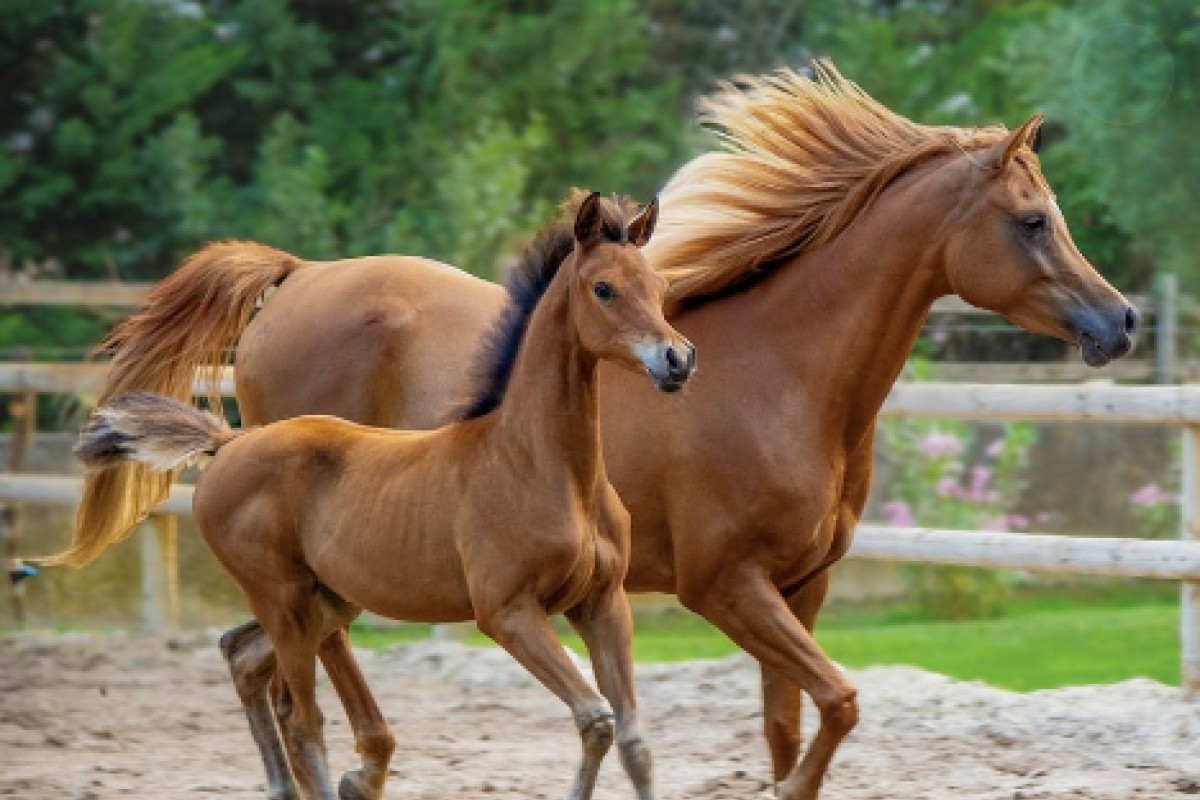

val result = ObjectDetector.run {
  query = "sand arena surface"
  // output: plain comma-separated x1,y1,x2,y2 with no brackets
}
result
2,633,1199,799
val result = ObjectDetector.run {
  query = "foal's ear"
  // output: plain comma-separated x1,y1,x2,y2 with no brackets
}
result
993,114,1044,170
627,196,659,248
574,191,603,246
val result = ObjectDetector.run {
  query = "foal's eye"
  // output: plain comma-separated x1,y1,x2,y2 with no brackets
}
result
593,281,616,302
1020,212,1048,235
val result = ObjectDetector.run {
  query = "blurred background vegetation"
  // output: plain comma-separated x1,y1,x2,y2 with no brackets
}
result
3,0,1196,290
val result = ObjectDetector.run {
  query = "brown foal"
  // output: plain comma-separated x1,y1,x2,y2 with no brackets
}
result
56,62,1136,800
70,192,694,800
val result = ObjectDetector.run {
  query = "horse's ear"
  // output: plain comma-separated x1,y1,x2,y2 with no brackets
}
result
574,191,603,246
1029,120,1044,154
627,196,659,248
994,114,1045,170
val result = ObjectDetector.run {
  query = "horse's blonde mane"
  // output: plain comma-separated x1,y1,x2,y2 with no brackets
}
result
648,61,1022,305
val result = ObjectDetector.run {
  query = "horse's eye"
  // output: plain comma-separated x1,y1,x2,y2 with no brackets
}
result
1020,213,1048,235
593,281,615,302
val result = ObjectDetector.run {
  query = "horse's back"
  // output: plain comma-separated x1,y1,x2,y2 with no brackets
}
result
236,254,506,430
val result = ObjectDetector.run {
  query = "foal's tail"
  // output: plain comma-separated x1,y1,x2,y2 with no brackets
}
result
38,393,244,566
76,393,241,472
55,241,300,567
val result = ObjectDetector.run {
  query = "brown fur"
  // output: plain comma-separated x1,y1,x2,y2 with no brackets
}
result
75,196,687,800
61,62,1132,800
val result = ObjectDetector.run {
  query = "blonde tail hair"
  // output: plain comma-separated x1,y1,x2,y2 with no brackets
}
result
45,241,299,567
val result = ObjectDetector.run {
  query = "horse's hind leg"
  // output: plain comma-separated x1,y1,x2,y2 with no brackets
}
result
477,597,615,800
318,627,395,800
251,582,338,800
219,620,298,800
567,587,654,800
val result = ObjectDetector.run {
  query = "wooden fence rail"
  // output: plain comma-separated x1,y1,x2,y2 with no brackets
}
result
3,378,1200,691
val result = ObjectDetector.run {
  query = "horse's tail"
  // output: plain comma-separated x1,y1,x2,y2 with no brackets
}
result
75,393,241,472
50,241,300,567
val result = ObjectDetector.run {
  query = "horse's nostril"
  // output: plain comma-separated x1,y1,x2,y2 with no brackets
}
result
1125,305,1139,336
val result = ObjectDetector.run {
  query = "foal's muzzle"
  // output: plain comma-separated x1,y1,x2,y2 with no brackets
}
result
641,340,697,393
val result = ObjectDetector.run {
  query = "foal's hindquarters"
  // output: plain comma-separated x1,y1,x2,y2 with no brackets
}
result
193,417,653,800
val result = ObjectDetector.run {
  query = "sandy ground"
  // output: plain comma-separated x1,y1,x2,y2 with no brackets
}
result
2,633,1199,800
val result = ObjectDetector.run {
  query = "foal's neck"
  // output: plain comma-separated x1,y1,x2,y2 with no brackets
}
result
495,267,604,493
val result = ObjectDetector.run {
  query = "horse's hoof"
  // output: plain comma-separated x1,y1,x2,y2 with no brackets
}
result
338,771,373,800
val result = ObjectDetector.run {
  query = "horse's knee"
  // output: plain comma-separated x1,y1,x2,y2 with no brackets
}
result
219,622,275,698
817,689,858,737
575,702,615,757
219,620,259,661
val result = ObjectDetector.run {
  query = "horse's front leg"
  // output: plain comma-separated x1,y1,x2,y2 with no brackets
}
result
477,595,615,800
684,567,857,800
761,569,831,783
567,586,654,800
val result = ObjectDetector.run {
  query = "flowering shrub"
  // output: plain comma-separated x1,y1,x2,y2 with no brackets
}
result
1128,482,1180,540
879,418,1038,619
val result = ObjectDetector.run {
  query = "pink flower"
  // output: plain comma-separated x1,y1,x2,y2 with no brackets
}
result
936,477,961,498
919,432,964,459
1006,513,1029,531
983,516,1010,532
970,465,992,493
985,439,1005,458
1035,512,1051,526
883,500,914,527
1130,483,1179,508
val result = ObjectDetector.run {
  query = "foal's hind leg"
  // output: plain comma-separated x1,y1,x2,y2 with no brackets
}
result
567,587,654,800
319,627,396,800
251,582,339,800
478,597,615,800
219,620,298,800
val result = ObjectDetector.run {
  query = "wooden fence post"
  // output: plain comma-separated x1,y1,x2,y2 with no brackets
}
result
3,388,35,625
1156,273,1178,385
1182,424,1200,695
138,515,180,634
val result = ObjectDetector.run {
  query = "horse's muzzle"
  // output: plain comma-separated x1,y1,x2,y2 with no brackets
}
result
1075,302,1138,367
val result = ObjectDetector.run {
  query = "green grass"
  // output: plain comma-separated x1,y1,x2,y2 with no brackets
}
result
349,586,1182,692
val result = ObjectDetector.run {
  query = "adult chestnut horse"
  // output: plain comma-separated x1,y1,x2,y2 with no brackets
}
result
54,63,1136,800
71,193,692,800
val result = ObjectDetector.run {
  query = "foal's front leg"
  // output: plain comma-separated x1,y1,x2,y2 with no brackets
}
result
567,586,654,800
477,596,615,800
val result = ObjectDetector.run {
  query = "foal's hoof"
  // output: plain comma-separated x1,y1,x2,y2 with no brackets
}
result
338,771,374,800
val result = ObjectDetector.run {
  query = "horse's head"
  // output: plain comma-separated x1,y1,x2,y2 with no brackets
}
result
943,116,1138,366
570,192,696,392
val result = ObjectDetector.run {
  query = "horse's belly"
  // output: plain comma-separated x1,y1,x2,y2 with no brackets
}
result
311,538,476,624
303,494,477,624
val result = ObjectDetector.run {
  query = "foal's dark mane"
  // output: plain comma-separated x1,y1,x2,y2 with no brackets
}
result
451,193,634,421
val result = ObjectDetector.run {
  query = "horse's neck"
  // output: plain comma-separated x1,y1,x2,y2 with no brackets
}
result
495,274,604,492
715,161,956,452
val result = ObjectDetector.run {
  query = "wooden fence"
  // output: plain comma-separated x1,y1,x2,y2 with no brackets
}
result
1,369,1200,690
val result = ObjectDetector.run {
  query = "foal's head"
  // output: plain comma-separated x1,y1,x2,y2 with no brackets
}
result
942,116,1138,366
569,192,696,392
